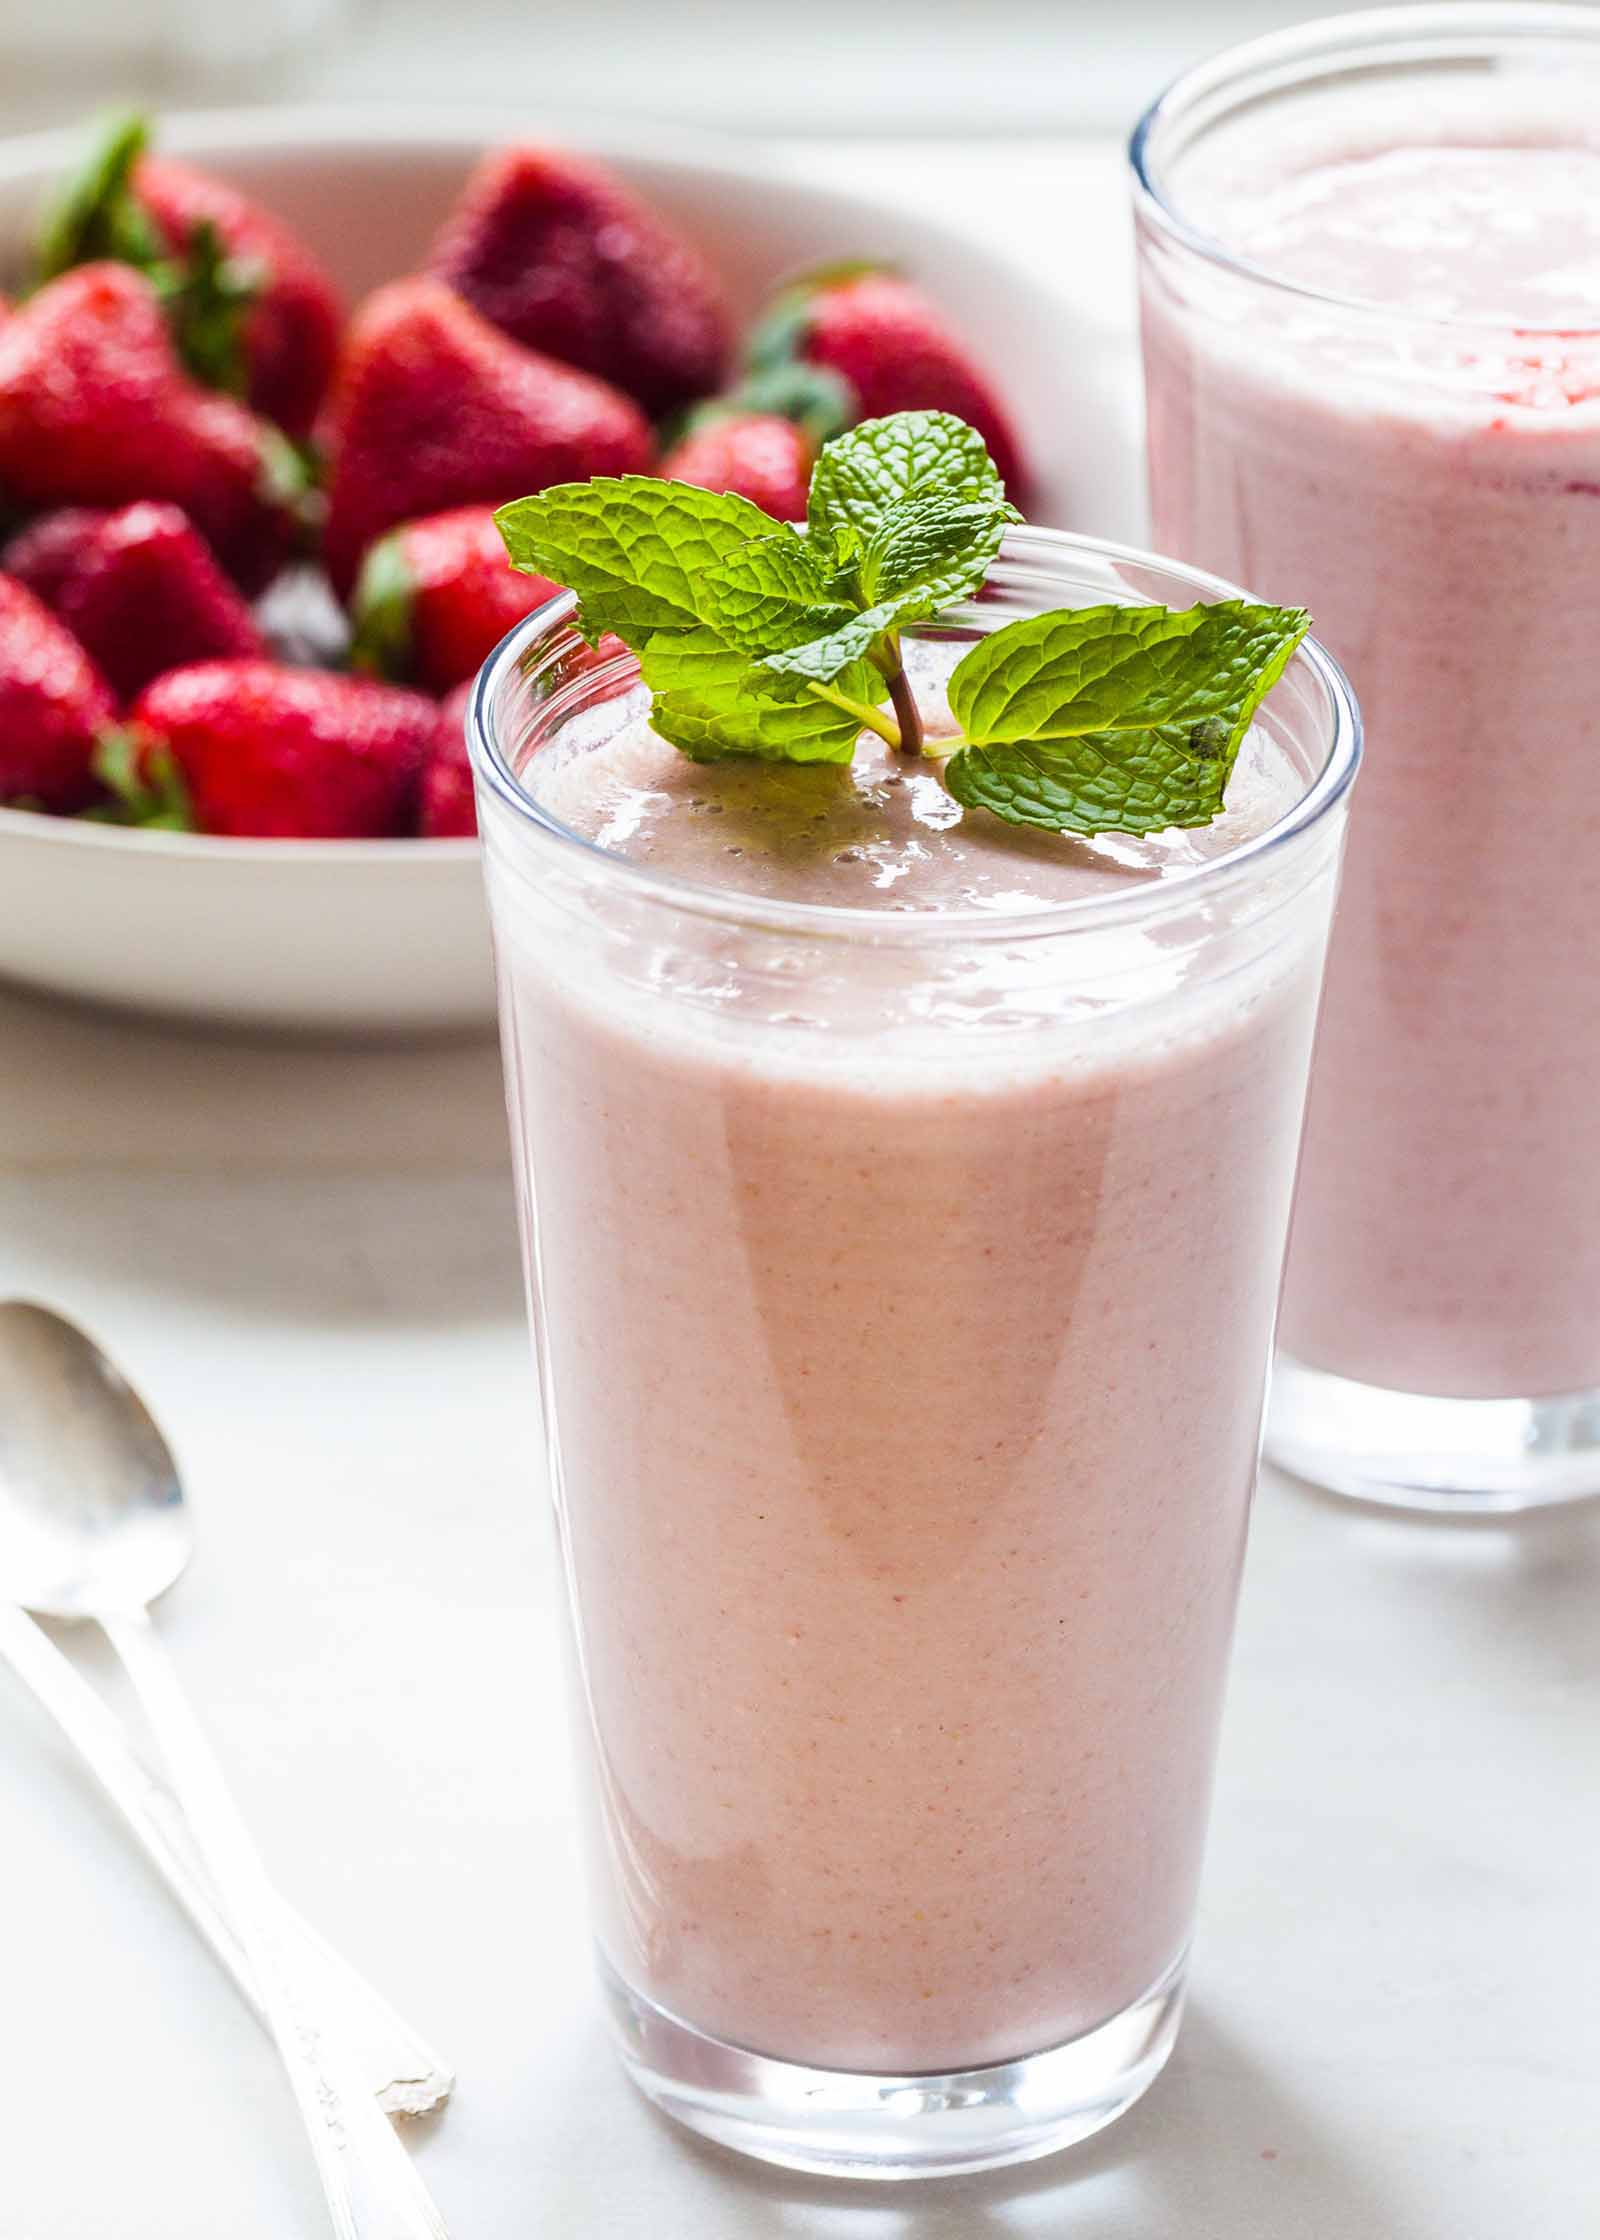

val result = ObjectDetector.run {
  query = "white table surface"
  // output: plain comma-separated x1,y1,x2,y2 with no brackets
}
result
1,140,1597,2240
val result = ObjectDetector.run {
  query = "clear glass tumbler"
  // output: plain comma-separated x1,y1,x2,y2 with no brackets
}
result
1134,6,1600,1512
469,527,1358,2179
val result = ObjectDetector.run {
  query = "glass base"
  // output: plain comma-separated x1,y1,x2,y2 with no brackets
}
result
599,1949,1187,2181
1268,1355,1600,1514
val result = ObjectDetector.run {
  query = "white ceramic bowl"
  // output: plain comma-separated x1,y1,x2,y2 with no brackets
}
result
0,110,1117,1034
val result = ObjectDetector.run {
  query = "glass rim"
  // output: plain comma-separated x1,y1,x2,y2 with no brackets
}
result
1129,2,1600,342
467,523,1361,947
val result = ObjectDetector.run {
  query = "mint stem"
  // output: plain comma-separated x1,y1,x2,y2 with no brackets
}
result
883,662,923,757
807,680,901,750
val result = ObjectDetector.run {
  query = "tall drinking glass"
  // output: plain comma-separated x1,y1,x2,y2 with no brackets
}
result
1134,5,1600,1510
470,527,1357,2178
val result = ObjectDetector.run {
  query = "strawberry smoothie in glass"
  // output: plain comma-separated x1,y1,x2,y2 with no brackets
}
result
469,522,1357,2177
1134,5,1600,1511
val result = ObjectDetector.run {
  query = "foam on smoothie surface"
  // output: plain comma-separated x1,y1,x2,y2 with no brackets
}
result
1225,144,1600,327
533,641,1306,915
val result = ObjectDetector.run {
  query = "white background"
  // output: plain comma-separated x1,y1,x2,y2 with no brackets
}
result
0,0,1432,135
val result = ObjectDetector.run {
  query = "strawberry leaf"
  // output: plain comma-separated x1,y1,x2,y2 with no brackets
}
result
87,730,195,831
34,111,164,286
34,113,263,403
349,529,417,681
744,260,893,379
157,217,262,399
719,362,856,448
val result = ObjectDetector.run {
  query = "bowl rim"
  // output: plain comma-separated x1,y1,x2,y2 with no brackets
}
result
0,102,788,191
0,803,480,865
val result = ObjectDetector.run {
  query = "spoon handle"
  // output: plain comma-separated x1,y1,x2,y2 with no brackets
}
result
103,1608,451,2240
0,1605,452,2117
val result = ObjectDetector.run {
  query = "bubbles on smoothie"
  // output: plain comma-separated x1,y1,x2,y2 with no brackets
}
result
532,661,1306,912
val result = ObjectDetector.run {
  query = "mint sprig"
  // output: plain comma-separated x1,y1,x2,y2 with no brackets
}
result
808,410,1016,550
496,410,1309,836
943,599,1308,833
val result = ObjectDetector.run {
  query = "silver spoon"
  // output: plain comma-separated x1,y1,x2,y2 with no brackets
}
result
0,1302,452,2240
0,1603,452,2115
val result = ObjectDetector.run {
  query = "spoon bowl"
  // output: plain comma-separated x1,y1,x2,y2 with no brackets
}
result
0,1301,189,1618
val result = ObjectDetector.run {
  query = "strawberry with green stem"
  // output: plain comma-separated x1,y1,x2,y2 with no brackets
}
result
0,262,309,594
35,111,342,436
746,266,1027,503
496,410,1308,838
349,505,562,695
128,660,445,839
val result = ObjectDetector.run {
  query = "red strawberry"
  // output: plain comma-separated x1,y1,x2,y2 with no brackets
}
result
130,661,439,838
0,572,117,812
350,505,560,694
4,502,265,704
660,410,813,521
133,155,342,437
0,264,306,594
419,682,477,837
319,279,653,598
0,509,106,610
428,145,730,418
34,114,342,438
750,267,1026,498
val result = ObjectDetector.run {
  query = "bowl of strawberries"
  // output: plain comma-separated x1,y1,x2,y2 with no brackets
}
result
0,107,1097,1032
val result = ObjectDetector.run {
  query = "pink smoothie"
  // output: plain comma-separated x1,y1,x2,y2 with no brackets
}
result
488,647,1339,2073
1142,124,1600,1399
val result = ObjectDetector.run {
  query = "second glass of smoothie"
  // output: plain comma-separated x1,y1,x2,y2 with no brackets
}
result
1134,4,1600,1510
470,527,1357,2178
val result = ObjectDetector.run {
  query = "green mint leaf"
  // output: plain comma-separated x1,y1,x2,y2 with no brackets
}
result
642,622,886,717
947,600,1310,752
34,111,163,286
755,604,900,692
808,411,1017,552
943,599,1311,837
944,729,1232,837
495,478,784,648
639,627,882,760
652,689,863,764
699,527,855,654
750,495,1009,696
857,493,1009,607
